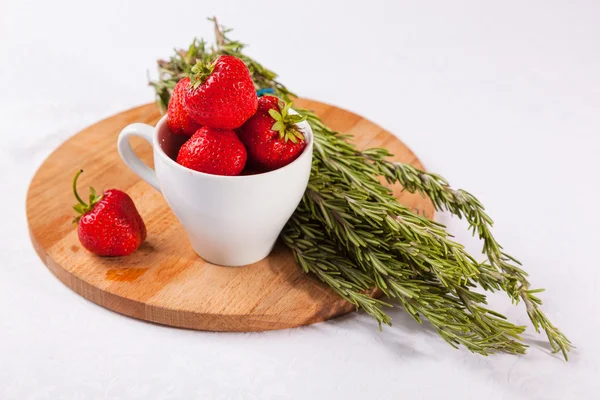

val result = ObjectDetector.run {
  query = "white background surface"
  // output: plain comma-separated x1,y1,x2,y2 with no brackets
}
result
1,0,599,399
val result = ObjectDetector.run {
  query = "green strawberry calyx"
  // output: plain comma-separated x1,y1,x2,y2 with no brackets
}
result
190,58,216,89
72,169,103,224
268,100,307,143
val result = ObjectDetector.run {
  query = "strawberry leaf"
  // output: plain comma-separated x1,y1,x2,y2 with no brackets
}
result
190,59,216,88
89,187,97,205
287,115,306,124
272,121,285,132
268,109,283,121
266,99,308,143
281,102,292,117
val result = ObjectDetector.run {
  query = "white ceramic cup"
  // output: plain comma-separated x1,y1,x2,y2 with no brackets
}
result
117,113,313,267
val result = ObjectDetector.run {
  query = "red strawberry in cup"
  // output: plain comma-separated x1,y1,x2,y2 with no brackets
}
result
184,55,258,129
237,96,307,171
176,126,247,176
72,170,146,256
167,77,203,136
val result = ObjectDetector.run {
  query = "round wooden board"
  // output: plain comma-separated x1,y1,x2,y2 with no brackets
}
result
26,99,434,332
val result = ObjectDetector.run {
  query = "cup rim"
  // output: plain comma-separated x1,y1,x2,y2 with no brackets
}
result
153,112,314,180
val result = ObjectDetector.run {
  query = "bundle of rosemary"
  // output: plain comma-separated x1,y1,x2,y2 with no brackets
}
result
150,19,571,359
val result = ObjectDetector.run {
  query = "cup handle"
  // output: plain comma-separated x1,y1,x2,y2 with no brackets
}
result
117,123,161,192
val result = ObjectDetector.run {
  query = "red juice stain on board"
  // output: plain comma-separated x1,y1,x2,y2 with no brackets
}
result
105,268,148,282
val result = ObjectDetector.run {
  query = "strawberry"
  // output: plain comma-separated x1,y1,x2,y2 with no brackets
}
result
176,126,247,176
167,77,203,136
72,170,146,256
237,96,307,171
184,55,258,129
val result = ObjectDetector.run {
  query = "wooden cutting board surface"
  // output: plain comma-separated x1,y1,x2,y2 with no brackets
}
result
26,99,434,332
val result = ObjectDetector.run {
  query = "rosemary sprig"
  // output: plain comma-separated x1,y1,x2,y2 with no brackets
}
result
362,152,573,358
149,18,571,359
297,125,528,355
283,212,393,326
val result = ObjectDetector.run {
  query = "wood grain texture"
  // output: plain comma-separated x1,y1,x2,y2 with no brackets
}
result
26,99,434,332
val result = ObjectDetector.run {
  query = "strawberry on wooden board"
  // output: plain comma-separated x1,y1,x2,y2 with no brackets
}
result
184,55,258,129
72,170,146,256
237,96,307,171
176,126,247,176
167,77,203,136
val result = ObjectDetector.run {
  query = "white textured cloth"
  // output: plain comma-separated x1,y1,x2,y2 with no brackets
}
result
1,1,598,399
